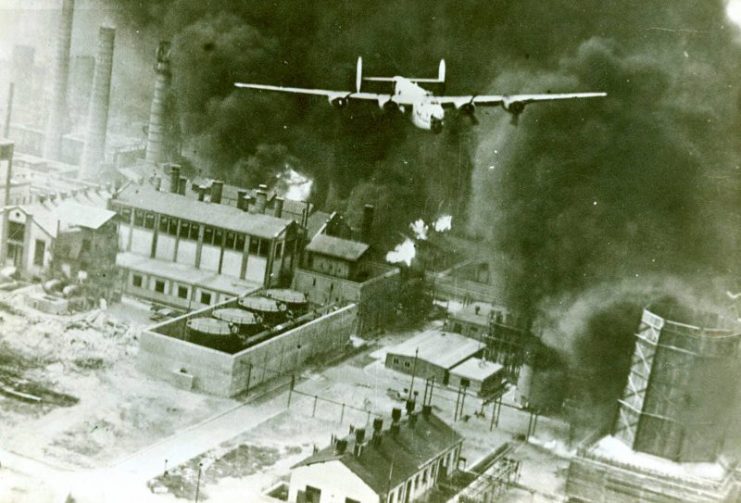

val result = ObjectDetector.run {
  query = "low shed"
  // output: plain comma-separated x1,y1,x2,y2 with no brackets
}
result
449,357,505,396
385,330,482,385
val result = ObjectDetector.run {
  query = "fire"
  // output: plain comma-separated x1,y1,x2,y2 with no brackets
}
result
386,238,416,266
410,219,429,240
433,214,452,232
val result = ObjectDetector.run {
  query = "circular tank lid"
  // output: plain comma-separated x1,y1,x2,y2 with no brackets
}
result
186,317,232,335
265,288,307,304
212,308,259,325
238,295,285,313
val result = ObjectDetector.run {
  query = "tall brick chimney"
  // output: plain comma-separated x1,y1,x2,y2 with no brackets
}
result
43,0,75,160
79,25,115,180
145,41,171,164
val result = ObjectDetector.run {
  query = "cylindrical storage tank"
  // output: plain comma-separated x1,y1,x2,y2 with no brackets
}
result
264,288,308,315
186,317,241,353
212,308,261,337
238,295,287,324
615,306,741,463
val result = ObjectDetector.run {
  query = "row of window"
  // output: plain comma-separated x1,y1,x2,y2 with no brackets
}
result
121,207,278,255
131,273,212,305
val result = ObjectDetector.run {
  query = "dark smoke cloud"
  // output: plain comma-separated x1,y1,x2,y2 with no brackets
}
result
469,3,740,430
108,0,740,431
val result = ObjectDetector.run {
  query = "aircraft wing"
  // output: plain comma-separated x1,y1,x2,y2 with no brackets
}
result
234,83,392,103
437,92,607,108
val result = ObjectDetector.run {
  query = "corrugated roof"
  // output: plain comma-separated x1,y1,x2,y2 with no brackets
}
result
387,330,482,370
55,201,116,230
294,412,462,494
450,358,503,382
306,234,369,261
115,184,292,239
16,191,114,237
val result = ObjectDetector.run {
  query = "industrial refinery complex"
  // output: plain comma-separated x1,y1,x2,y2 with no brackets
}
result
1,1,740,503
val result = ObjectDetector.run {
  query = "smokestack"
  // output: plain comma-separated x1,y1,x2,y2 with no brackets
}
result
3,83,13,138
334,438,348,455
255,190,267,214
43,0,74,160
0,140,14,264
79,25,115,180
391,407,402,423
211,180,224,204
237,189,248,210
273,197,284,218
361,204,374,243
145,41,171,164
178,176,187,195
169,164,180,193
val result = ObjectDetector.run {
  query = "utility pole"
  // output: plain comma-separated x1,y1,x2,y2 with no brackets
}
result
408,348,419,401
194,462,203,502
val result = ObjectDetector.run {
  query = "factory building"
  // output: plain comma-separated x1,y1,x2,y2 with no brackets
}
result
288,406,463,503
292,207,400,335
385,330,483,385
0,195,114,281
138,291,357,396
111,181,302,310
566,306,741,502
448,358,505,397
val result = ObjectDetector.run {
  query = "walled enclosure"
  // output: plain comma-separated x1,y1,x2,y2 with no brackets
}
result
138,301,357,397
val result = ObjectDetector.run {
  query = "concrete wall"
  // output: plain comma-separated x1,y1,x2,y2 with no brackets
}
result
292,265,399,336
138,303,357,397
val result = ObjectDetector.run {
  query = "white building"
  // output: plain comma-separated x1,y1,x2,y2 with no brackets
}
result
289,406,463,503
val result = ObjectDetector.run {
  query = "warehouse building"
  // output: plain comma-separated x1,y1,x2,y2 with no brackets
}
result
111,182,302,309
385,330,483,385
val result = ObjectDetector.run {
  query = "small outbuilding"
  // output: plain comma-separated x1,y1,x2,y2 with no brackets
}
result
449,357,505,396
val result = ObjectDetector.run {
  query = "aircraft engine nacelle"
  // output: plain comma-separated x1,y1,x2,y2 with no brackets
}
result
502,99,526,125
458,102,476,116
503,100,525,115
379,99,400,113
329,96,348,109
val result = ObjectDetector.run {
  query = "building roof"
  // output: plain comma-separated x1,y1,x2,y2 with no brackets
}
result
114,183,292,239
387,330,482,370
306,210,331,239
55,201,116,230
450,358,503,382
294,412,462,495
12,188,113,237
116,252,260,296
306,234,369,262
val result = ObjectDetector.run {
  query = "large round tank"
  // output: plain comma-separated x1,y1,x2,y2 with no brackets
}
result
614,307,741,462
264,288,308,314
186,317,241,353
238,295,286,324
212,308,261,337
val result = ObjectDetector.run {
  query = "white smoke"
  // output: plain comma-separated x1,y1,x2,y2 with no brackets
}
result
386,238,416,266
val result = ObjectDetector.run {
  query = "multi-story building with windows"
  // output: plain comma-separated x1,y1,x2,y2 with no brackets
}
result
111,182,302,310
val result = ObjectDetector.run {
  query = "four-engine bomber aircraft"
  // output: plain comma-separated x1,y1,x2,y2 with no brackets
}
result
235,57,606,133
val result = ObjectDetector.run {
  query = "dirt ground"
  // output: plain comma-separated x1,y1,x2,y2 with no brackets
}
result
0,288,236,470
144,321,573,501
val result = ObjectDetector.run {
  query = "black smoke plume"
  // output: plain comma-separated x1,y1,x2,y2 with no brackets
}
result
108,1,741,434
